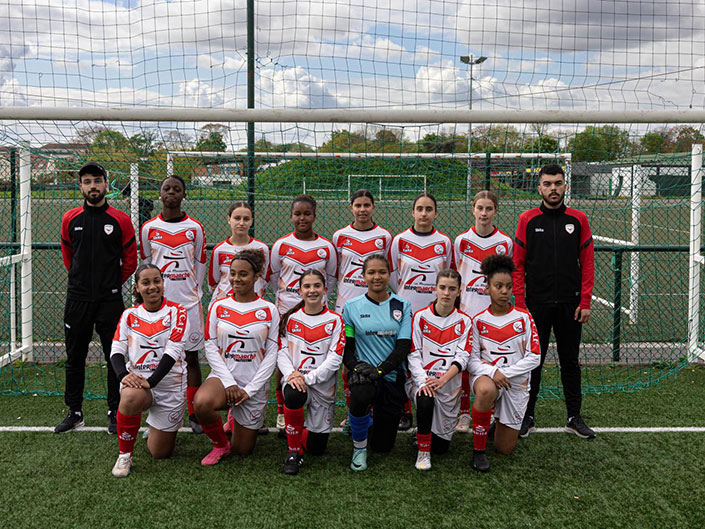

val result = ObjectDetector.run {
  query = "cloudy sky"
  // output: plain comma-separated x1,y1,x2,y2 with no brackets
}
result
1,0,703,145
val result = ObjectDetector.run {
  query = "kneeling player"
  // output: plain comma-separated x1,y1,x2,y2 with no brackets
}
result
278,270,345,475
109,264,189,478
406,269,472,470
469,255,540,472
194,249,279,465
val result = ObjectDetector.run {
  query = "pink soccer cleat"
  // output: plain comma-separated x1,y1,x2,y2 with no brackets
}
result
201,443,231,466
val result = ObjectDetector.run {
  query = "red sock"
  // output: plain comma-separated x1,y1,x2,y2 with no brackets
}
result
460,371,471,415
186,386,198,416
472,407,493,451
116,411,141,454
276,388,284,414
342,371,351,408
301,428,310,452
284,406,305,454
202,418,229,449
417,432,432,452
404,398,412,415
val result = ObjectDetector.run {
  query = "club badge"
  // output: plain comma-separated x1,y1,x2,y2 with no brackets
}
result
104,224,113,235
392,309,402,321
565,224,575,234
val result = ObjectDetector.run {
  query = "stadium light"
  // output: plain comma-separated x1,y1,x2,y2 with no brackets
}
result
460,54,489,201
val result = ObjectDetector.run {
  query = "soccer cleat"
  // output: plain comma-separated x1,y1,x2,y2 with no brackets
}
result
223,410,234,434
565,415,596,440
201,443,231,466
398,413,413,431
282,451,303,475
111,453,132,478
472,450,490,472
257,426,270,435
350,447,368,472
189,413,204,435
107,410,117,435
340,417,351,437
276,413,286,430
142,427,150,439
455,413,471,433
519,415,535,438
415,450,432,471
54,410,85,434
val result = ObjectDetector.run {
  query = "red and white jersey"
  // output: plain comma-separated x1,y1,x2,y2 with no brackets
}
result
204,296,280,396
140,214,207,311
278,307,345,398
208,238,269,309
408,304,472,395
389,227,454,313
470,305,541,389
268,232,338,314
332,223,392,312
111,299,188,393
454,227,513,317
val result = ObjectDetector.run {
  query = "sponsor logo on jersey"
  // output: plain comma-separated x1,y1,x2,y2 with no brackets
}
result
565,223,575,234
535,227,544,232
392,309,402,321
149,227,197,250
297,356,316,373
74,226,82,231
104,224,113,235
423,358,448,377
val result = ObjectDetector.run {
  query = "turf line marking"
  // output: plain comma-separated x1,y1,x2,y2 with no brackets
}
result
1,426,704,433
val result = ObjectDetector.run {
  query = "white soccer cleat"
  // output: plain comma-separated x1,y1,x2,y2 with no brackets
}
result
276,413,286,430
111,453,132,478
415,450,432,471
455,413,471,433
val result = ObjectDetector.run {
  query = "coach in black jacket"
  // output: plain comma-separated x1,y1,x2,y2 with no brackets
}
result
512,164,596,440
54,162,137,434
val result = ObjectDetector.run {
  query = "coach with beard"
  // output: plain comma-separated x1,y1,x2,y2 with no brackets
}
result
512,163,596,440
55,162,137,434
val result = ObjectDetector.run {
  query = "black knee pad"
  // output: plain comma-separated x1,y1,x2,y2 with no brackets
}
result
283,384,307,409
348,382,377,417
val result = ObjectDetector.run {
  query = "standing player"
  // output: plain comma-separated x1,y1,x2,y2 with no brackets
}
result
278,270,345,475
269,194,337,430
332,189,392,432
407,269,472,471
453,190,512,433
389,192,453,430
343,254,412,472
469,255,540,472
513,164,596,440
194,249,279,465
109,264,188,478
140,175,207,434
55,162,137,434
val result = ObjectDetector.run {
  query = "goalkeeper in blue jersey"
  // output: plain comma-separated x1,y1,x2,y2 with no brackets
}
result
342,254,412,472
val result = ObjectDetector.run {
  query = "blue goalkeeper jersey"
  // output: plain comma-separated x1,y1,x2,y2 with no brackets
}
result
342,293,412,382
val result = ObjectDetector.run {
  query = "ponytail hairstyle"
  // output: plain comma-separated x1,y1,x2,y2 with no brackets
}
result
228,201,254,218
291,193,317,214
472,190,498,210
230,248,266,277
412,191,438,211
132,264,163,305
350,188,375,205
279,269,327,337
436,268,463,309
361,253,391,274
480,254,515,281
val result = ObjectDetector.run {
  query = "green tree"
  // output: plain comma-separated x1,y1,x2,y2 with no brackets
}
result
318,129,368,152
568,125,630,162
471,125,522,152
195,131,227,152
666,125,705,153
419,132,468,153
640,131,671,153
523,135,559,153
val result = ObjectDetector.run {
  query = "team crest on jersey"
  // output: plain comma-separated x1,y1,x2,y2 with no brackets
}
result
513,321,524,333
375,238,384,249
317,248,327,259
255,309,267,321
392,309,402,321
454,323,463,335
186,230,195,241
162,315,171,327
496,245,506,255
433,244,444,255
565,224,575,234
324,322,334,335
104,224,113,235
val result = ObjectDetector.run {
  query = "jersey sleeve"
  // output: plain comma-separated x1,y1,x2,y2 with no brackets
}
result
194,222,207,288
243,308,281,396
256,241,270,297
304,315,345,386
468,318,497,379
325,239,338,296
277,337,295,381
444,234,455,270
268,240,281,291
60,212,73,272
388,236,399,293
578,213,595,309
452,316,473,371
208,244,220,290
162,304,189,361
397,299,413,340
203,302,237,388
139,221,152,263
512,214,528,309
116,211,137,284
110,309,130,359
498,312,541,379
407,312,428,388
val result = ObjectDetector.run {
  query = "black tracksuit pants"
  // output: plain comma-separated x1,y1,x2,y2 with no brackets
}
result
64,298,124,412
526,303,583,419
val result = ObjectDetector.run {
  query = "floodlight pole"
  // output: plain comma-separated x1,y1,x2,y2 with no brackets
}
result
460,54,488,202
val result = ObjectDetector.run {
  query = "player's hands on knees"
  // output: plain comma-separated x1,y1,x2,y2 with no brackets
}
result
574,307,591,323
492,370,512,389
122,371,146,389
288,371,307,392
225,384,240,407
234,389,250,406
420,379,436,397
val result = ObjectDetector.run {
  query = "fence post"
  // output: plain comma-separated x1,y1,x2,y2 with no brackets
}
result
612,249,623,362
688,144,704,361
484,151,491,190
19,148,32,362
246,0,256,235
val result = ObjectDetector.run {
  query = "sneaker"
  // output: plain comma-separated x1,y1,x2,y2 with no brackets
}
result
565,415,596,440
282,451,303,475
519,415,535,438
340,417,351,437
201,443,231,466
189,413,204,435
472,450,490,472
398,413,413,431
223,410,234,434
276,413,286,430
415,450,431,471
455,413,471,433
107,410,117,435
54,410,84,434
142,427,150,439
111,453,132,478
350,447,368,472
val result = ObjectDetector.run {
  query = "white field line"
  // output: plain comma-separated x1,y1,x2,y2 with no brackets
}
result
1,426,704,433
